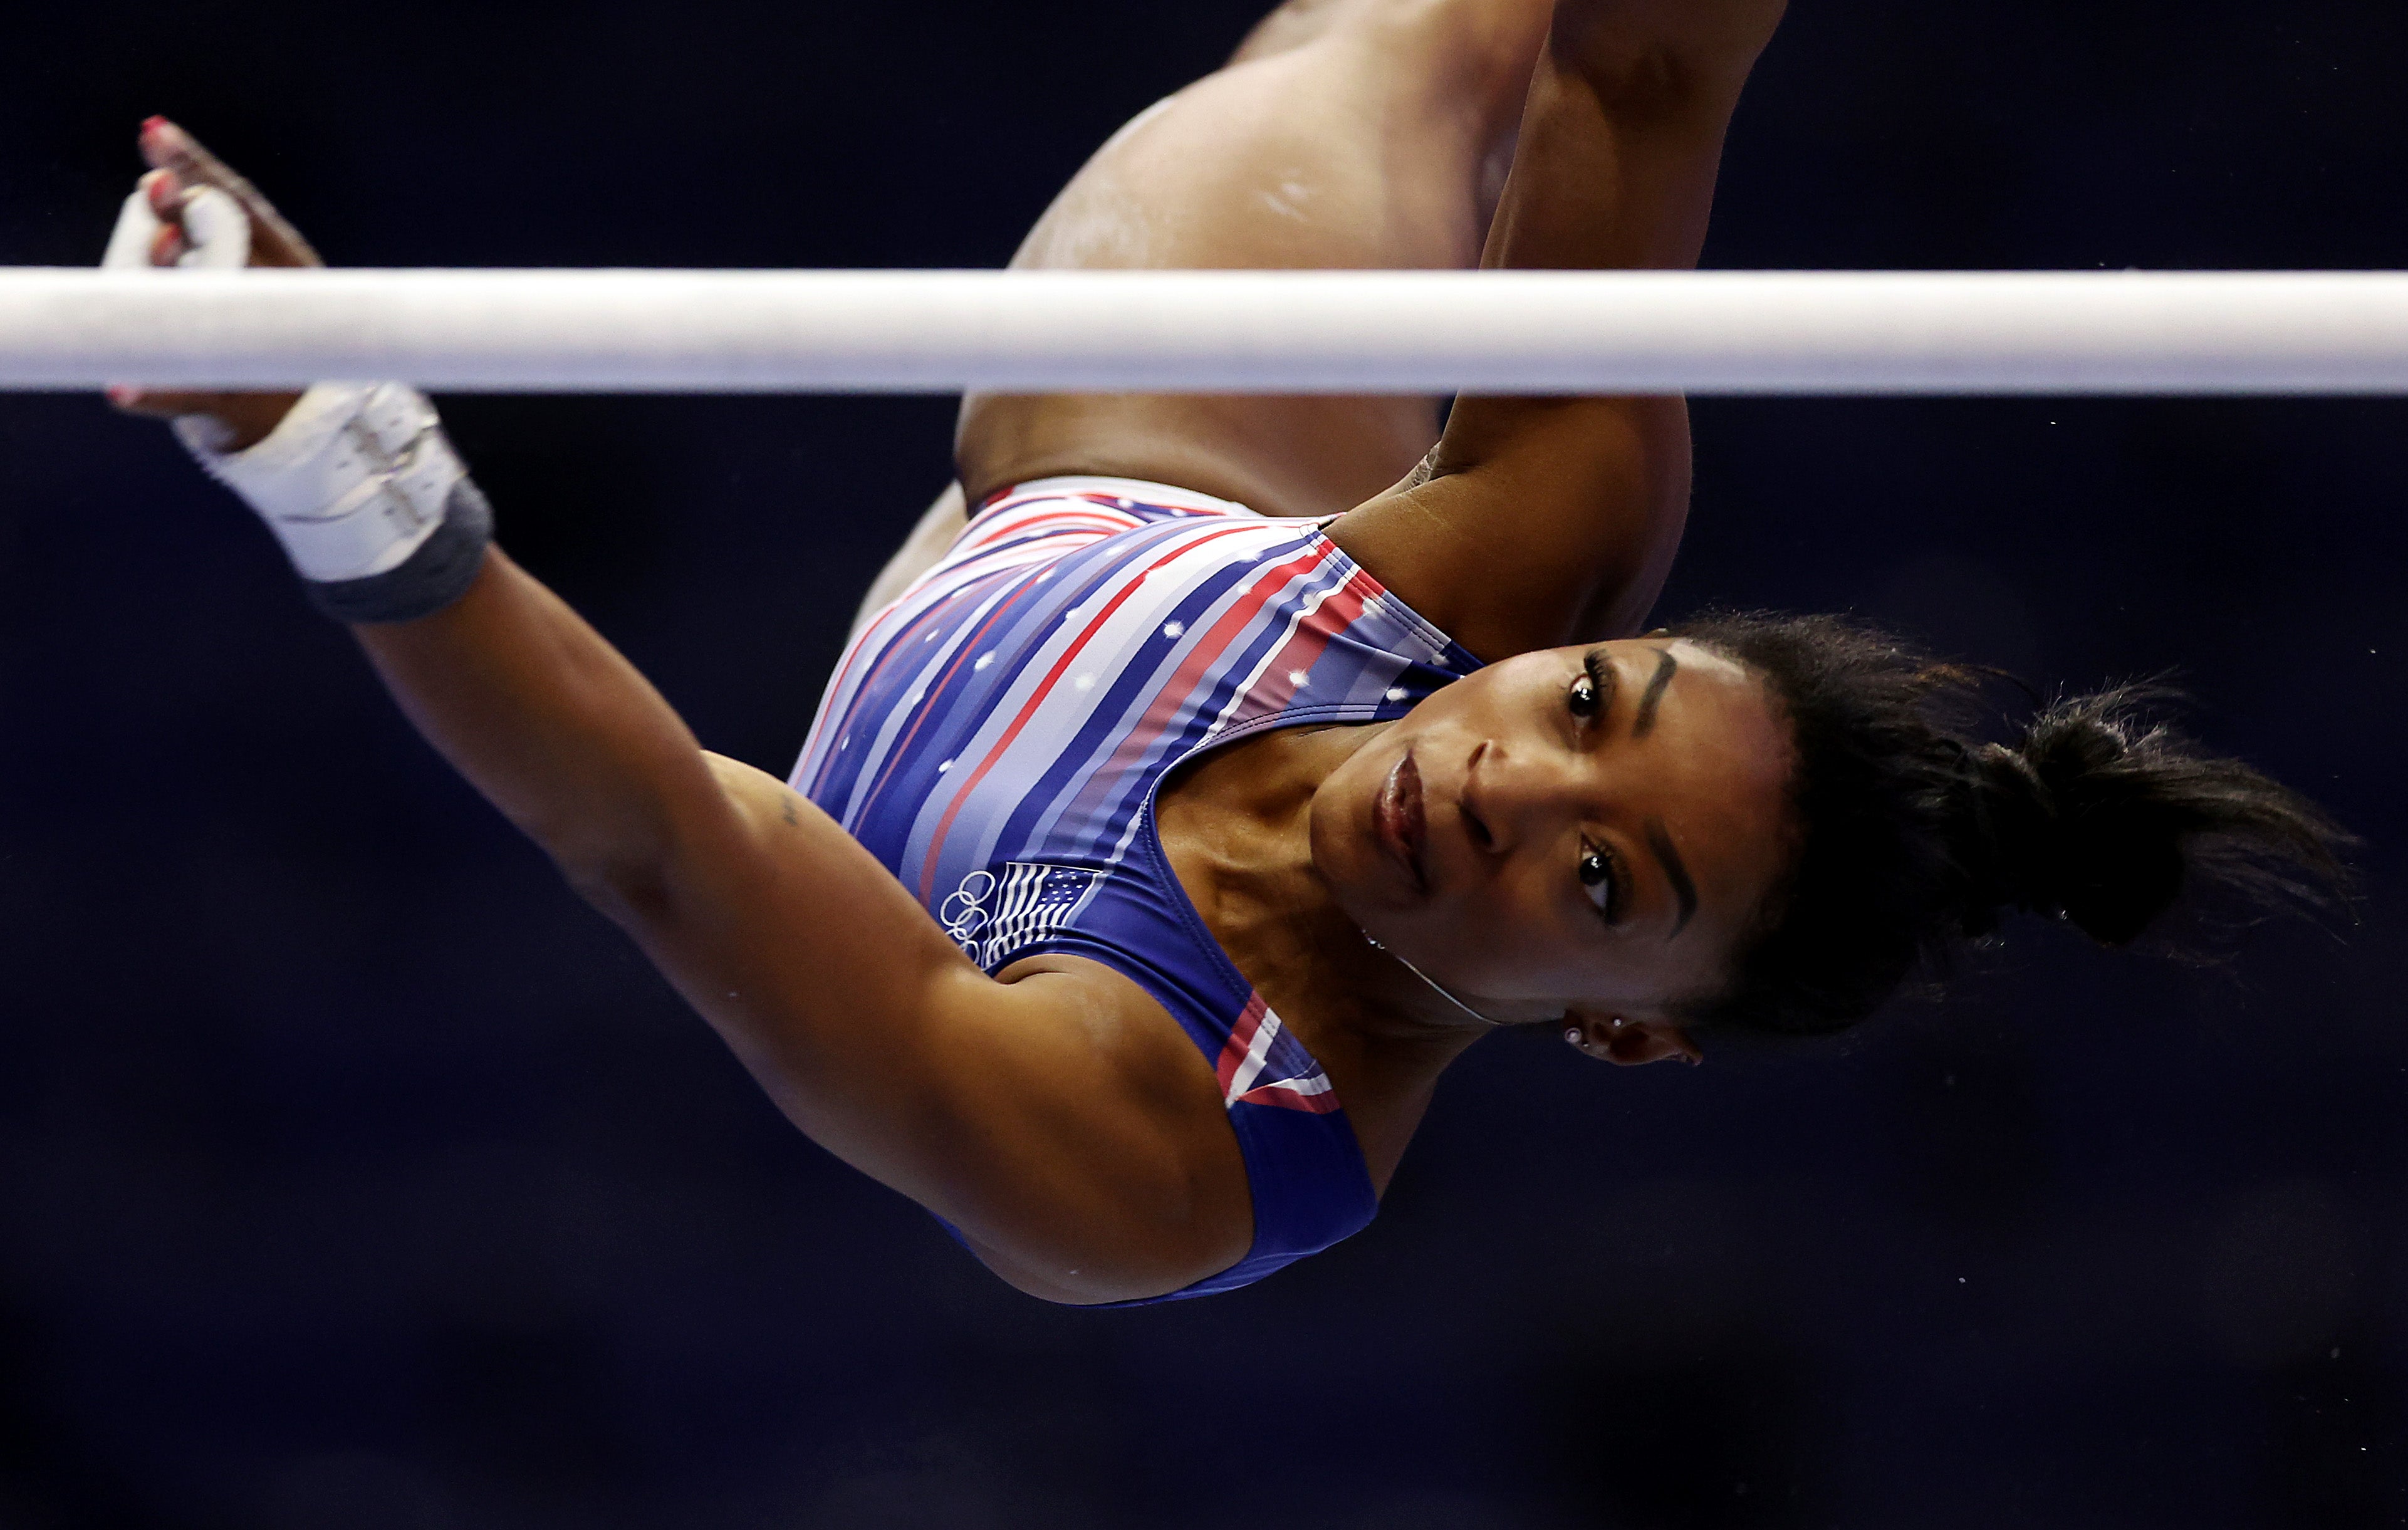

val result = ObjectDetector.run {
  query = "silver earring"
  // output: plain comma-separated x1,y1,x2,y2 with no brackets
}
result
1563,1026,1582,1048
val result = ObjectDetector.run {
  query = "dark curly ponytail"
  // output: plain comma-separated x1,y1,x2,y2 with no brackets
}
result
1664,611,2352,1037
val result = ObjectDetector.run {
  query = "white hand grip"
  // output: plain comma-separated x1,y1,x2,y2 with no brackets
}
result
174,381,465,582
100,184,251,272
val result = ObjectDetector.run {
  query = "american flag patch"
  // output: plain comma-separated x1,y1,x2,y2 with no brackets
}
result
937,861,1106,970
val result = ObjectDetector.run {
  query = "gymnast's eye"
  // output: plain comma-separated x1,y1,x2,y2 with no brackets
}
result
1568,650,1613,722
1579,838,1623,922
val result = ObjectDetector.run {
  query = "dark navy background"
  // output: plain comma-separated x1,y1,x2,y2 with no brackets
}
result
4,3,2406,1526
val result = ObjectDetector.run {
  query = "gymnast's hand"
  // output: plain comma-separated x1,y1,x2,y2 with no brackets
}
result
102,117,315,451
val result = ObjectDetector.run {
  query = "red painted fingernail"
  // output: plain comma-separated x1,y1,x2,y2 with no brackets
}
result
140,115,169,135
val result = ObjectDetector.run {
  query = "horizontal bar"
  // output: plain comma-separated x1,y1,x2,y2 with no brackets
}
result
6,267,2408,394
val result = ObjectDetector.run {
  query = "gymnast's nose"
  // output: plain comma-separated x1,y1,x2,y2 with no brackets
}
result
1457,737,1590,861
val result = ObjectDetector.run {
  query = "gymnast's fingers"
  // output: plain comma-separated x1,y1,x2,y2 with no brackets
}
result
105,126,308,437
108,387,229,420
101,170,194,415
133,170,190,266
114,163,249,274
137,115,321,268
104,388,302,455
105,376,308,444
142,167,180,222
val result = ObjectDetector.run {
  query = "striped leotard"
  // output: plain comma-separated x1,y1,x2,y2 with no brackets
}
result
791,477,1484,1301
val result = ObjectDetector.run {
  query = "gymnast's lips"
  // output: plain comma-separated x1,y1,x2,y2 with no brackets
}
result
1375,752,1429,895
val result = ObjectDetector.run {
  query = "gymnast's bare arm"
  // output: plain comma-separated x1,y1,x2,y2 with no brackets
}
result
110,124,1254,1308
1330,0,1788,661
355,556,1254,1304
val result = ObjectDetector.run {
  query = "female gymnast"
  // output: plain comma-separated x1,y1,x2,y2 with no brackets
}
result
103,0,2343,1305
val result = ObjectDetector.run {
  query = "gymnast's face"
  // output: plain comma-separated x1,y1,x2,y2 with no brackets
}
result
1309,638,1796,1058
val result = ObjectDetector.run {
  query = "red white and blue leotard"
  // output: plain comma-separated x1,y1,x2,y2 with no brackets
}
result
791,477,1484,1302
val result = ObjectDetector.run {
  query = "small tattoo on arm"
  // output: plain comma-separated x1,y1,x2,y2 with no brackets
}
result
781,796,800,827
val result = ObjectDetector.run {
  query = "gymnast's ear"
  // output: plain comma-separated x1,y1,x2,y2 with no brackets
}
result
1562,1011,1702,1067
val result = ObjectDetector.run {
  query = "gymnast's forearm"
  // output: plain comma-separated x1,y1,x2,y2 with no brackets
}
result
354,563,1174,1251
348,546,734,895
1484,0,1786,285
345,554,952,1098
1545,0,1790,100
1362,0,1786,648
1358,1,1780,652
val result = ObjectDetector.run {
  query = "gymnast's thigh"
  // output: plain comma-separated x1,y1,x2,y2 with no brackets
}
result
953,1,1545,518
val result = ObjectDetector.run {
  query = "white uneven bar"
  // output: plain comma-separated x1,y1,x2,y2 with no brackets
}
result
6,266,2408,394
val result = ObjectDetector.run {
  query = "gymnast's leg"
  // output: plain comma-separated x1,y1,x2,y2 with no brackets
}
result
853,0,1548,630
953,0,1551,518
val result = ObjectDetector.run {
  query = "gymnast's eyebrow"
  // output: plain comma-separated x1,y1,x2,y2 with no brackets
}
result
1632,647,1678,737
1645,817,1697,938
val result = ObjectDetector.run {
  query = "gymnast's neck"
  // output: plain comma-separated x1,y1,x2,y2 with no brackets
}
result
1155,719,1494,1178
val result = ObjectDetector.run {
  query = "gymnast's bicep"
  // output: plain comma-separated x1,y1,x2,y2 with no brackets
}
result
911,957,1259,1304
598,754,1255,1303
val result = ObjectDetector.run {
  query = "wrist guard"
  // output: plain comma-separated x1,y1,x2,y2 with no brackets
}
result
175,382,494,623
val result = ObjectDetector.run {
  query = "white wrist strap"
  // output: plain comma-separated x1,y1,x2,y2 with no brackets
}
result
174,382,469,583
